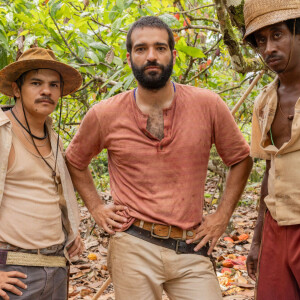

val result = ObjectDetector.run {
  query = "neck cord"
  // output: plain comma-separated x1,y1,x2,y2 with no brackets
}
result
21,101,56,179
133,81,176,101
16,80,64,187
10,108,48,140
11,113,49,147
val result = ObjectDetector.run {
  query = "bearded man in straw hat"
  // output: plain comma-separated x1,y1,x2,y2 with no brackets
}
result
0,47,83,299
243,0,300,299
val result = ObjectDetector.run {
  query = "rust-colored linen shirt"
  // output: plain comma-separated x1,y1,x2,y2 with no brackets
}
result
66,84,250,230
251,77,300,225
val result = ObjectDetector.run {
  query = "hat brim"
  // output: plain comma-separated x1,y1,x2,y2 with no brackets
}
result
0,59,82,97
244,9,300,40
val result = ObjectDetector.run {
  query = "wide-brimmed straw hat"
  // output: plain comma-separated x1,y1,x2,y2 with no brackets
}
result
244,0,300,40
0,47,82,97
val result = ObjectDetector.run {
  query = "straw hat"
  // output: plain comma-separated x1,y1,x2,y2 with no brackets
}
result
244,0,300,40
0,47,82,97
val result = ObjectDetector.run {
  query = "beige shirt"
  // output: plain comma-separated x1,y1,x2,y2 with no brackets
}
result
0,108,80,258
251,78,300,225
0,132,65,249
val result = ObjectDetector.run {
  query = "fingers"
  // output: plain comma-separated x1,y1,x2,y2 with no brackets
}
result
207,238,217,255
102,224,116,235
0,282,25,296
6,271,27,279
106,214,127,228
94,204,129,235
114,205,129,212
68,235,85,258
246,260,257,281
0,271,27,298
7,278,27,290
193,236,209,252
0,289,9,300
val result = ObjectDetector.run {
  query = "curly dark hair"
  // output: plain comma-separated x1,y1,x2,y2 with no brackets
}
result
126,16,175,53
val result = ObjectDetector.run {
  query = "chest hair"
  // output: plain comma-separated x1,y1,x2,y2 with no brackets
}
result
146,110,164,141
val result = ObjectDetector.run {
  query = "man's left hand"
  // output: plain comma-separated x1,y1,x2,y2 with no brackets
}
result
67,234,84,258
186,212,228,255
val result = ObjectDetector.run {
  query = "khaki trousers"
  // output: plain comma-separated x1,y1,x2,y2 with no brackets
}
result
107,232,222,300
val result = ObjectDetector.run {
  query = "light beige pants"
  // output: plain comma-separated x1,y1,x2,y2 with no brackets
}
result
107,232,222,300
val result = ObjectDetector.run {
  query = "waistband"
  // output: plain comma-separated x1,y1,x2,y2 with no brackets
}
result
0,241,65,256
125,224,209,257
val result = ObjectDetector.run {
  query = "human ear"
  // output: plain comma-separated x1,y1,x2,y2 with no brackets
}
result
126,53,132,68
11,82,21,99
172,50,177,65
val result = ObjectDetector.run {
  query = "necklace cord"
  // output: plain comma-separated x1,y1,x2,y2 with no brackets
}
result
15,81,64,185
10,108,48,140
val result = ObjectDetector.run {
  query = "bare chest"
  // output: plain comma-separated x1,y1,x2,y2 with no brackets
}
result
271,92,299,148
146,110,164,140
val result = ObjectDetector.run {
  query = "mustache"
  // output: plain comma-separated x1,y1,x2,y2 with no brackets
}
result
142,61,164,70
35,96,55,104
265,54,281,64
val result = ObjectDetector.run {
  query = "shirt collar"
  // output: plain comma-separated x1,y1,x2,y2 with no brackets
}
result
0,107,11,126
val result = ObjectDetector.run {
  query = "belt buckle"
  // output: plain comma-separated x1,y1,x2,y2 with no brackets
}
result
151,223,171,239
175,240,183,254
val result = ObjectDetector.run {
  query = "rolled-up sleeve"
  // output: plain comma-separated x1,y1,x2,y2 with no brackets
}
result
213,96,250,166
66,107,104,170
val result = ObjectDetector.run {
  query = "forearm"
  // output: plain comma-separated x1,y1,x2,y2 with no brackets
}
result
66,159,128,234
216,155,253,221
66,160,104,212
252,160,270,245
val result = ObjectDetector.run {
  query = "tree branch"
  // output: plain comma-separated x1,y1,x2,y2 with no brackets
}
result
217,75,255,94
172,25,220,33
87,21,108,45
213,0,260,73
174,3,215,14
90,18,127,33
50,13,85,63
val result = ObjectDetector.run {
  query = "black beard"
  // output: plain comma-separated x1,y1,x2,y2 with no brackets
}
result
130,56,173,90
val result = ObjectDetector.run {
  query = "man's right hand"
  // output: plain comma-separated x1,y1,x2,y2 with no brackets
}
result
246,243,260,281
93,203,129,235
0,271,27,300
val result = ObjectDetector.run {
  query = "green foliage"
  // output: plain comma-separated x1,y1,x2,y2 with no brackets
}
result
0,0,270,190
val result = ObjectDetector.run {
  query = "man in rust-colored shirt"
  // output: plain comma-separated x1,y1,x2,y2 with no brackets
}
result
66,16,252,300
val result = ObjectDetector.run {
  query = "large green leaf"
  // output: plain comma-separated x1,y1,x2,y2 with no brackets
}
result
105,81,123,99
87,50,99,64
90,42,110,53
175,44,205,58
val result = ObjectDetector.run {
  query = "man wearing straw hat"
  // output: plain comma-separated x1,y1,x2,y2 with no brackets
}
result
66,16,253,299
0,47,83,299
243,0,300,299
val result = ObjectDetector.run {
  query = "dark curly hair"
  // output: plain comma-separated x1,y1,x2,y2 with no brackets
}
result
126,16,175,53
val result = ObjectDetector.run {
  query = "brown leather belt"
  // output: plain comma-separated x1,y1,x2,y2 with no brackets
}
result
126,221,209,257
133,220,197,240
